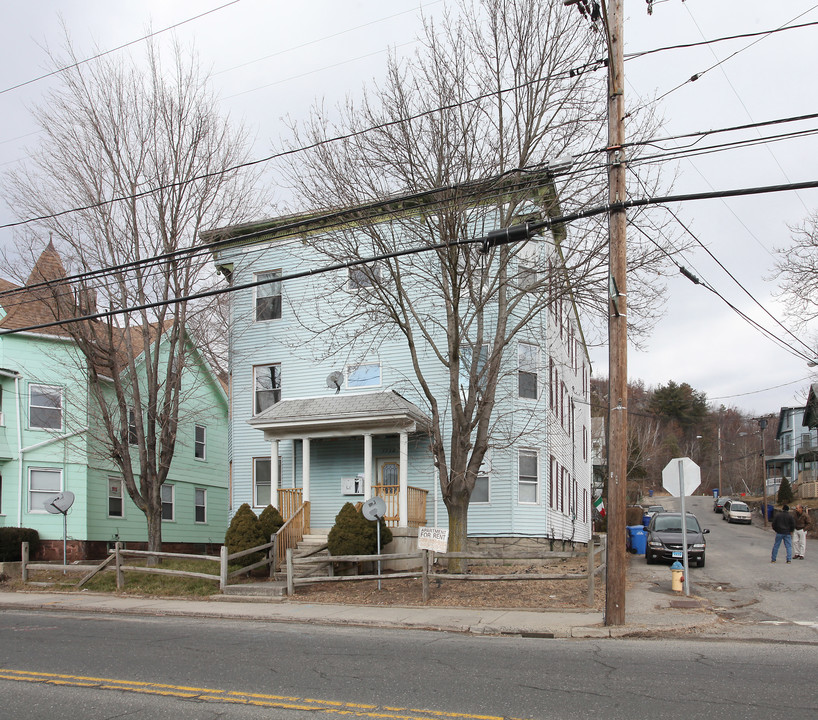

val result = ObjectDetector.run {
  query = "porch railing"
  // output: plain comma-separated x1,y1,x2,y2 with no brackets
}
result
278,488,303,519
274,500,310,572
372,484,428,528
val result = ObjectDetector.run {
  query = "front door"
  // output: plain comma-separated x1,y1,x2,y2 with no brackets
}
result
375,458,400,524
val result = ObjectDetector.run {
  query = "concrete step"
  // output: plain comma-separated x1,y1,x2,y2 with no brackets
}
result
222,581,287,598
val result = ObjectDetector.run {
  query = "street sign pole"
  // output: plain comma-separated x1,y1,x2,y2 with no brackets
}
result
678,459,690,596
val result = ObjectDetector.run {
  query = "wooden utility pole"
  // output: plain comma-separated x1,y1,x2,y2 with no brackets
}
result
604,0,628,627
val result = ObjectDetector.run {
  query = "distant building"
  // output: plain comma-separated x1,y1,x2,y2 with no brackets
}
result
768,405,818,495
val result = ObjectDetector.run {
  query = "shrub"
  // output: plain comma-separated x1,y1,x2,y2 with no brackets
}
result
328,502,393,556
259,504,285,541
224,503,267,561
777,477,794,505
0,527,41,562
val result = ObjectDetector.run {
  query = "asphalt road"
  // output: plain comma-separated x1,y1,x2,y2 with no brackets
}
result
631,495,818,629
1,609,818,719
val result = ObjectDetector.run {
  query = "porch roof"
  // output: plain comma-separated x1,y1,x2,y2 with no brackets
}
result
247,390,431,440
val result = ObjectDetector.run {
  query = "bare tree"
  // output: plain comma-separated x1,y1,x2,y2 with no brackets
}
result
277,0,672,563
3,39,266,552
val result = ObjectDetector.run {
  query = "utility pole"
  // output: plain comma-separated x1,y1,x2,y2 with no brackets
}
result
604,0,628,627
717,425,723,497
759,418,768,527
565,0,627,626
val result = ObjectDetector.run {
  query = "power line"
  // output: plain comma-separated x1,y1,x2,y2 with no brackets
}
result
0,1,243,96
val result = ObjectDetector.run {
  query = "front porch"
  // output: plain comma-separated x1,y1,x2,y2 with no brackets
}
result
250,391,433,531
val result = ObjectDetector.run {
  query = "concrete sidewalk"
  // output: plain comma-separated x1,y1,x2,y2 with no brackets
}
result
0,585,720,639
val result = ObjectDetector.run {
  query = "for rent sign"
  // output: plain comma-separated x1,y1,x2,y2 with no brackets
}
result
417,526,449,553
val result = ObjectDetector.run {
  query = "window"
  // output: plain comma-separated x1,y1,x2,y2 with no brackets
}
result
195,488,206,523
28,468,61,513
108,477,123,518
253,457,282,507
127,408,138,445
347,362,381,388
549,455,556,508
518,343,538,399
255,271,282,321
460,344,489,390
161,484,174,521
348,263,381,289
518,450,538,504
254,364,281,414
471,458,490,504
29,384,62,430
194,425,206,460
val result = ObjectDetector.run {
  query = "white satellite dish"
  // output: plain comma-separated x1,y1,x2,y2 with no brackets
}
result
326,371,344,394
362,496,386,521
44,491,75,515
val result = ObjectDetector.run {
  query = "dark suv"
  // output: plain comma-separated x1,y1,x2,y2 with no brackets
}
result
645,512,709,567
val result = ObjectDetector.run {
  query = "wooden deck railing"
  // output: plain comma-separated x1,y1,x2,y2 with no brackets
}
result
275,501,310,570
278,488,303,519
372,485,428,528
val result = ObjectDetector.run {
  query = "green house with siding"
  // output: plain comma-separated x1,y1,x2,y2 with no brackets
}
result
207,195,593,554
0,243,229,560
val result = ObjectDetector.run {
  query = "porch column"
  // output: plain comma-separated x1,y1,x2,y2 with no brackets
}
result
270,439,279,510
363,433,373,498
302,437,311,502
399,431,408,528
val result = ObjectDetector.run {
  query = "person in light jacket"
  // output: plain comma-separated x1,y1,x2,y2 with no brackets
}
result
793,505,813,560
771,505,795,563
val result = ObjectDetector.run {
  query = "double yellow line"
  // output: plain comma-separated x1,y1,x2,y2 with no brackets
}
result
0,668,530,720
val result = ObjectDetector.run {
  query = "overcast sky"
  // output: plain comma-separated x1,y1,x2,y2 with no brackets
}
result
2,0,817,417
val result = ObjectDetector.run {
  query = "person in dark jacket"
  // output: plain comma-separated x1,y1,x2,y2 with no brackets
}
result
771,504,795,563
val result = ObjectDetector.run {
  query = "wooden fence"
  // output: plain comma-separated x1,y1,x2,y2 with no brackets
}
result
285,536,607,604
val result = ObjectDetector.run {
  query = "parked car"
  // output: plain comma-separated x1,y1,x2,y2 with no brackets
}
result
713,496,730,513
723,499,752,524
646,505,666,518
645,512,709,567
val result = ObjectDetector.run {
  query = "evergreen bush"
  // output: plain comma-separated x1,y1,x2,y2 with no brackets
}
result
0,527,41,562
777,477,795,505
259,504,285,541
224,503,267,562
328,502,393,556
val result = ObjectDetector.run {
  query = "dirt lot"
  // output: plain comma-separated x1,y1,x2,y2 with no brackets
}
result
288,557,604,610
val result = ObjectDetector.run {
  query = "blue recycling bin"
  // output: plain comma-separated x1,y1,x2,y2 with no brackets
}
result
713,489,719,498
767,503,774,520
627,525,647,555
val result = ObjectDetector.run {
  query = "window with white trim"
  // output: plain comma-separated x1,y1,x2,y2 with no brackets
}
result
253,457,282,508
28,468,61,513
127,408,138,445
346,362,381,389
161,484,175,521
194,425,206,460
518,449,539,504
254,364,281,414
29,384,62,430
255,271,282,321
471,457,491,504
518,343,538,400
108,477,123,518
195,488,206,523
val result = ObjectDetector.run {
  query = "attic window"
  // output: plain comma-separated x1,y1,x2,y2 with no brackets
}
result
255,271,282,321
348,264,380,289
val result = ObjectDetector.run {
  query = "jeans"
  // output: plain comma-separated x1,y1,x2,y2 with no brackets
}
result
771,532,792,561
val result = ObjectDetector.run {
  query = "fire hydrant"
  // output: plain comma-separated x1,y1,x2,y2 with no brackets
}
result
670,561,684,592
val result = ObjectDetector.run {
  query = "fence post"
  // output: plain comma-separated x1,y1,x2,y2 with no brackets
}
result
421,549,430,603
115,542,123,590
587,535,595,606
286,548,294,596
219,545,228,592
270,534,277,578
21,542,29,583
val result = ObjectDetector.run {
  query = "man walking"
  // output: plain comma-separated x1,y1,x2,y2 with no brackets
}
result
793,505,812,560
771,504,795,563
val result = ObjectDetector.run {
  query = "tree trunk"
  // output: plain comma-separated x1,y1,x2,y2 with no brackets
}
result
146,506,163,566
445,493,470,574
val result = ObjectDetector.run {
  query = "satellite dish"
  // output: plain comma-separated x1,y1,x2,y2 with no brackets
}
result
44,491,75,515
326,371,344,394
362,496,386,521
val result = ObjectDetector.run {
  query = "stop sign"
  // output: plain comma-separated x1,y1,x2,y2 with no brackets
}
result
662,457,701,497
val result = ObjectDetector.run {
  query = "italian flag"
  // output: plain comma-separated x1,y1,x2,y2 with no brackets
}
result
593,496,606,517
